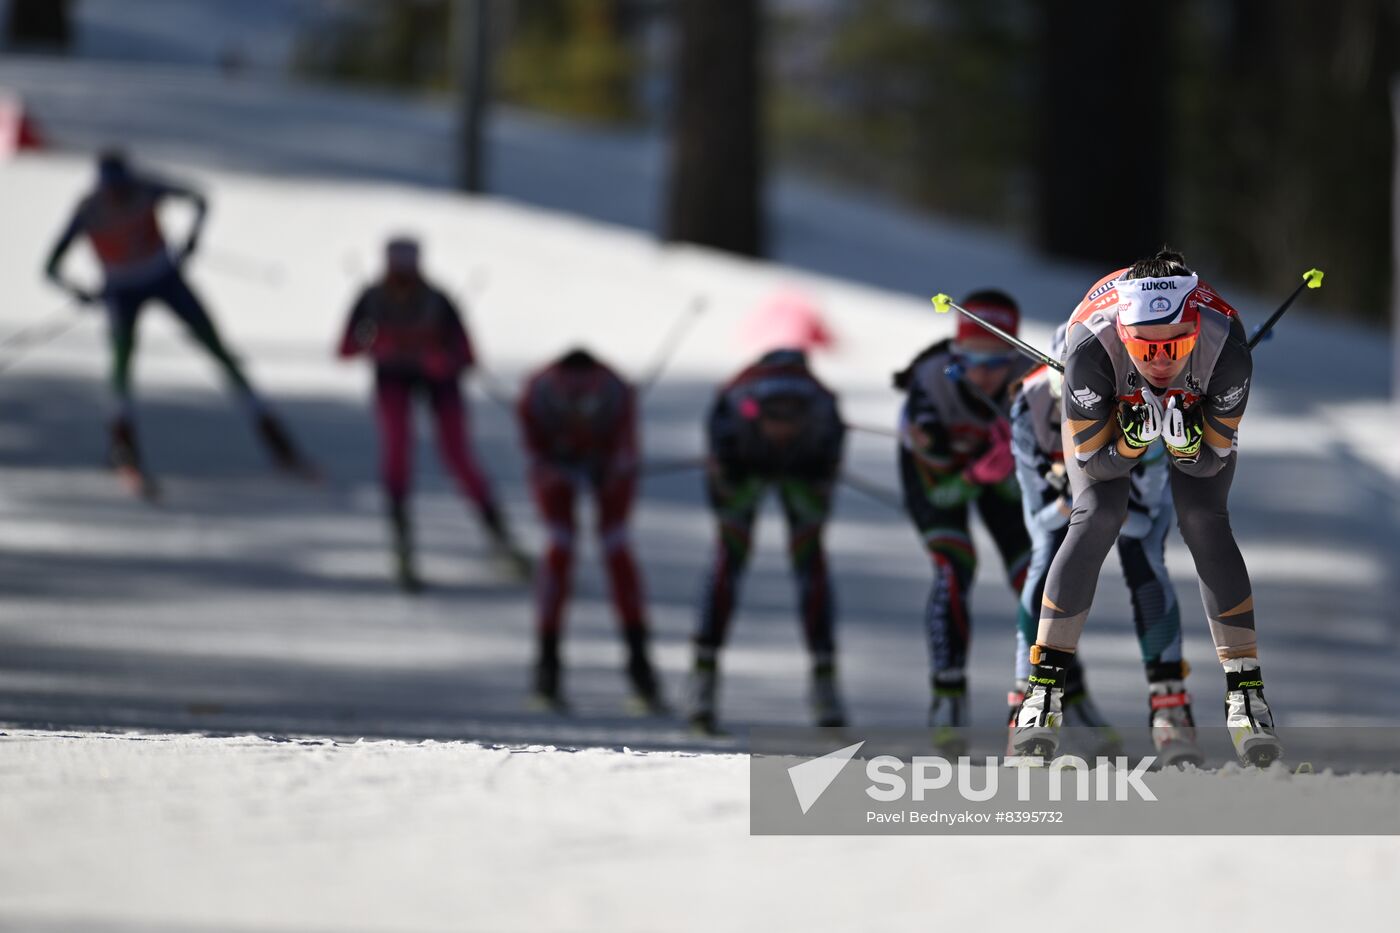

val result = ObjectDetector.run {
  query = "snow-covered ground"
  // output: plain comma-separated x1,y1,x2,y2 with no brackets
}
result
2,729,1398,932
0,56,1396,930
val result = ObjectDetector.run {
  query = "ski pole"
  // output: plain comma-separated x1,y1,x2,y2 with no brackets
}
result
1248,268,1324,350
932,293,1063,373
198,248,285,287
845,421,900,440
0,301,87,375
839,472,904,512
640,456,708,477
452,265,518,412
638,294,709,393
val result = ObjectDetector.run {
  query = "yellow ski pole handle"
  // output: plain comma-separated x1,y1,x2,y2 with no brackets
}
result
1248,267,1325,350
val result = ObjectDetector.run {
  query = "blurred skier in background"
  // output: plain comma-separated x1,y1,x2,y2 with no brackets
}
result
892,290,1032,743
338,236,527,591
1010,324,1199,765
43,148,313,497
517,348,665,714
687,348,847,734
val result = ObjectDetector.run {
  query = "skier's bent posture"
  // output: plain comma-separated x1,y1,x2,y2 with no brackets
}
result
518,348,664,713
893,291,1032,738
1015,249,1280,766
688,348,847,734
43,149,312,492
338,237,526,590
1010,324,1199,766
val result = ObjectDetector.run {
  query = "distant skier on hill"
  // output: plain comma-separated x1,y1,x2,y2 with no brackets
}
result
338,236,527,590
43,149,314,497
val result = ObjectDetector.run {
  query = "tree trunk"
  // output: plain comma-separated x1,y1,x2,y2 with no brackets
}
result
1034,0,1169,264
455,0,491,193
6,0,73,48
666,0,765,256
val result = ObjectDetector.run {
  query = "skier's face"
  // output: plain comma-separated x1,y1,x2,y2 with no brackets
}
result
1122,322,1196,386
955,338,1015,398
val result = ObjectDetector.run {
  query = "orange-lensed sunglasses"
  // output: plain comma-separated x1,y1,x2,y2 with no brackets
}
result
1116,321,1200,363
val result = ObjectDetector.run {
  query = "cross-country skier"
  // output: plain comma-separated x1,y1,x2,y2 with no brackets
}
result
338,236,527,591
1010,323,1200,765
517,348,664,714
43,149,313,496
893,290,1032,739
1015,248,1280,766
687,348,847,734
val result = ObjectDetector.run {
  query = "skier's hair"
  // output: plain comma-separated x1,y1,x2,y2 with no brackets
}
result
961,288,1018,311
559,347,598,369
1124,247,1192,280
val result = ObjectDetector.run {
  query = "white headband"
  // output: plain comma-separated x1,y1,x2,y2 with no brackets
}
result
1115,273,1198,326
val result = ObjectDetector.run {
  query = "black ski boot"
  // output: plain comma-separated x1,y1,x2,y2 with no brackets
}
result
810,656,848,729
623,626,668,716
388,499,422,593
531,633,568,713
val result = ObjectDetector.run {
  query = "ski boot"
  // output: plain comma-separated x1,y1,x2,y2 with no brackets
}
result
928,671,968,755
257,413,318,481
1223,658,1282,767
623,626,669,716
1147,661,1204,768
1012,645,1072,759
530,633,569,713
109,418,159,501
809,656,848,729
1062,662,1122,759
687,645,722,736
388,500,422,593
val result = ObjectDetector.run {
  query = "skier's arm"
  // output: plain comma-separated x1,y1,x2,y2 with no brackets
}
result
1010,392,1070,531
337,290,373,358
152,177,208,257
1063,338,1141,482
43,208,92,300
1169,336,1252,478
517,379,549,462
438,293,476,369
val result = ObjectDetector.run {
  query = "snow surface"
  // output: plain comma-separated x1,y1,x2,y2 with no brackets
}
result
3,729,1399,932
0,58,1396,931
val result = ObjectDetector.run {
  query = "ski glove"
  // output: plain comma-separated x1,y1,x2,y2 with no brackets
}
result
1162,396,1203,460
1117,392,1164,450
963,419,1015,485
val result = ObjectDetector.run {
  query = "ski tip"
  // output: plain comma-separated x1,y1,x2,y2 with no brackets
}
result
1303,268,1324,289
1293,761,1314,775
931,293,952,314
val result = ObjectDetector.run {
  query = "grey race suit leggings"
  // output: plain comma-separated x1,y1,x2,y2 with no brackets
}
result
1036,423,1258,662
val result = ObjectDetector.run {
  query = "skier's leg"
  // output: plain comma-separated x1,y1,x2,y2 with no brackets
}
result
103,288,153,492
159,271,258,407
1016,425,1131,755
1014,523,1065,720
375,372,416,587
161,271,312,472
1169,458,1279,764
596,470,663,710
427,377,525,570
778,474,844,727
529,465,576,707
688,468,762,730
898,447,976,725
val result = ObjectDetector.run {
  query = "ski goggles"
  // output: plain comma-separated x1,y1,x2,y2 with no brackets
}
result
953,349,1018,368
1116,320,1200,363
